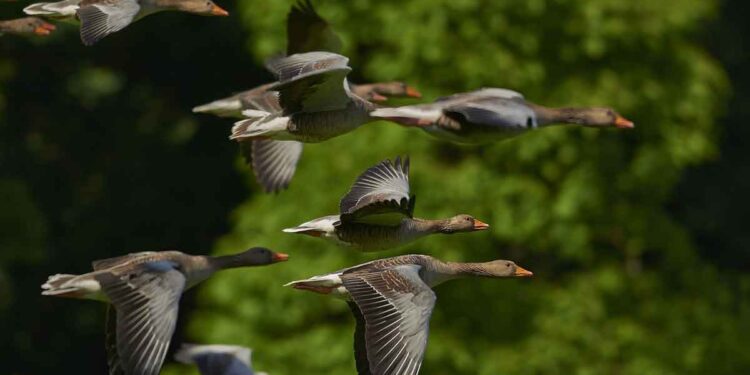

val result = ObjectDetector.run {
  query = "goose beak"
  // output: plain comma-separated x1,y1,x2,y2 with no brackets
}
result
34,23,55,35
614,115,634,129
473,219,490,231
405,86,422,98
514,266,533,277
211,4,229,16
370,92,388,102
272,252,289,262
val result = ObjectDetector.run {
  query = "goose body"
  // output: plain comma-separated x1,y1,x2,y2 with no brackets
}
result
41,247,288,375
286,254,533,375
24,0,228,45
0,17,56,36
284,157,489,252
371,88,634,144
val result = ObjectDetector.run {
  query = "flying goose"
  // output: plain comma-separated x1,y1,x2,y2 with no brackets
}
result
24,0,228,45
284,157,489,251
371,88,634,144
41,247,288,375
286,254,533,375
175,343,268,375
0,17,56,36
193,0,420,119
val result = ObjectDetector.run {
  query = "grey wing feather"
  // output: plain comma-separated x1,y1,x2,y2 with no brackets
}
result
266,52,352,114
105,305,125,375
286,0,343,55
342,265,436,375
92,252,156,271
241,90,283,114
77,0,139,46
348,301,373,375
96,266,186,375
339,157,413,226
244,139,304,193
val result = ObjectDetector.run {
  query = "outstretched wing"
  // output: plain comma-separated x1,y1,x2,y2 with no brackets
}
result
266,52,352,114
96,262,186,375
77,0,140,46
342,265,436,375
286,0,343,55
339,157,414,226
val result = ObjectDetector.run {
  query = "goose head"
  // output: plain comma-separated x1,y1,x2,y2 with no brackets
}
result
165,0,229,16
439,214,490,234
480,260,534,277
3,17,56,35
369,82,422,102
233,247,289,266
576,108,634,129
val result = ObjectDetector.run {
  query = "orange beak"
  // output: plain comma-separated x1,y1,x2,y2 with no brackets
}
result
211,4,229,16
272,252,289,262
473,219,490,230
34,24,54,36
405,86,422,98
370,92,388,102
514,265,533,277
614,115,634,129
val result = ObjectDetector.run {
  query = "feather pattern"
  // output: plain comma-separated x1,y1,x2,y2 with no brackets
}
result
95,265,186,375
77,0,140,46
339,156,413,226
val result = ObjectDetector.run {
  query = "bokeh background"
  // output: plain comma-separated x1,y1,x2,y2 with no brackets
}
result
1,0,749,374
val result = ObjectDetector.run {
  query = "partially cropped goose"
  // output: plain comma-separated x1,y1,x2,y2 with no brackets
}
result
41,247,288,375
192,0,420,119
0,17,56,36
371,88,634,144
284,157,489,251
287,254,533,375
24,0,228,45
175,343,268,375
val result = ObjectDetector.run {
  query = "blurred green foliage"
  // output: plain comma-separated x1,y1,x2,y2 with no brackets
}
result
1,0,748,374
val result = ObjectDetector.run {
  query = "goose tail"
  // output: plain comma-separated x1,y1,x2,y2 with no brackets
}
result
41,274,81,297
192,97,243,118
24,0,79,17
282,215,339,237
230,111,288,141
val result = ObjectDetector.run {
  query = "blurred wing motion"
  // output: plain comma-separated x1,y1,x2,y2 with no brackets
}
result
342,265,435,375
286,0,343,55
339,156,414,226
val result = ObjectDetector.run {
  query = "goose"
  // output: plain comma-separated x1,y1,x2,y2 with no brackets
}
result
228,52,426,194
284,156,489,251
192,0,420,119
371,88,634,144
41,247,288,375
175,343,268,375
286,254,533,375
24,0,228,45
0,17,56,36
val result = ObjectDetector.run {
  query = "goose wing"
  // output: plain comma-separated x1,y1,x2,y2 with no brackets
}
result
77,0,140,46
175,344,254,375
342,265,436,375
438,88,535,130
339,157,414,226
286,0,342,55
96,261,186,375
243,139,304,193
266,52,352,114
